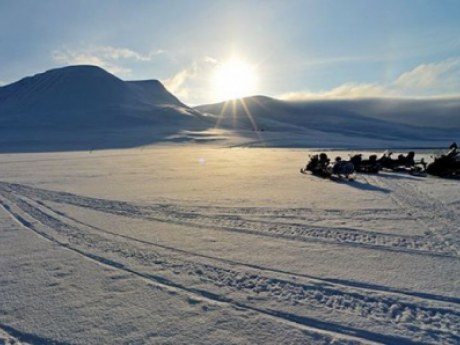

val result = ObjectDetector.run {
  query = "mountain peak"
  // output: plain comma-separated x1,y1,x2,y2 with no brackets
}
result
0,63,211,145
24,65,122,84
0,65,187,111
48,64,111,74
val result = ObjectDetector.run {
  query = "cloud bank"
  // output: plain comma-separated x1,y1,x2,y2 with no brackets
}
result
280,57,460,101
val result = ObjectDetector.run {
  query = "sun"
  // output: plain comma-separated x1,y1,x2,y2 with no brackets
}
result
211,58,258,101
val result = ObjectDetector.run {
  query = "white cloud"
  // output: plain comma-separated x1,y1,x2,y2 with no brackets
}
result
280,57,460,101
0,80,6,86
51,45,164,77
162,67,197,100
280,83,390,101
204,56,218,64
162,57,219,103
394,58,460,90
95,46,164,61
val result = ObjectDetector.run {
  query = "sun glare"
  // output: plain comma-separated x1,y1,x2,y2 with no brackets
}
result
212,58,258,101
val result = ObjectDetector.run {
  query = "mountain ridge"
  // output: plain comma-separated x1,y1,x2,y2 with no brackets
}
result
195,95,460,129
0,65,203,131
0,65,212,151
0,65,186,110
194,95,458,141
0,65,458,151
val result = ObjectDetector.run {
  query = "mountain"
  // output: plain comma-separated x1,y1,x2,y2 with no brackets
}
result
1,65,458,152
288,98,460,129
0,65,209,151
0,65,186,110
195,96,459,144
0,65,204,129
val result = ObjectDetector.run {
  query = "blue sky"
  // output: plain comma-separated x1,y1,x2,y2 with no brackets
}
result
1,0,460,104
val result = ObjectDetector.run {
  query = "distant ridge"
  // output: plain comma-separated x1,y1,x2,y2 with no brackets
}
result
287,97,460,129
195,95,459,141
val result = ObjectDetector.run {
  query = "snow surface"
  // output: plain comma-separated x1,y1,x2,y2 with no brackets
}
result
0,65,459,343
0,146,459,344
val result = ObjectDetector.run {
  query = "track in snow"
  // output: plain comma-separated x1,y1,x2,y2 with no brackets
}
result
0,183,459,344
366,174,459,257
0,181,457,258
0,323,56,345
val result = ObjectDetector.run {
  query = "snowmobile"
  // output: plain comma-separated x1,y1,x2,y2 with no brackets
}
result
377,151,427,176
301,154,355,180
301,153,331,178
349,154,381,173
426,147,460,178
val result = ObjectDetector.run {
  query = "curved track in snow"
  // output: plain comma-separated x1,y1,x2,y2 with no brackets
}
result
0,181,459,344
0,182,457,258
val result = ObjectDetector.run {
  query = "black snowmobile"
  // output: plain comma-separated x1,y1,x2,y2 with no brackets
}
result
301,153,331,178
350,154,381,173
377,151,427,176
301,153,355,180
426,146,460,178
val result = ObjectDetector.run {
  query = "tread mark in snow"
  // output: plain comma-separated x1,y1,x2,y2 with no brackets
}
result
0,182,457,258
0,188,459,344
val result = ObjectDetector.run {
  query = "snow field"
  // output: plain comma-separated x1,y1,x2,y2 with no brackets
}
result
0,146,459,344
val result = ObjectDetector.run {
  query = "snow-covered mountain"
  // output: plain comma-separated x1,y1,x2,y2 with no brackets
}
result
0,65,203,130
0,65,458,151
0,65,211,151
288,98,460,129
195,96,459,143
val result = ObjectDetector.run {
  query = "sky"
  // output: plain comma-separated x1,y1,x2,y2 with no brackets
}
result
1,0,460,105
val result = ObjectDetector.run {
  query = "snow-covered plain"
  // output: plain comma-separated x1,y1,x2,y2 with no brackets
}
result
0,145,459,345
